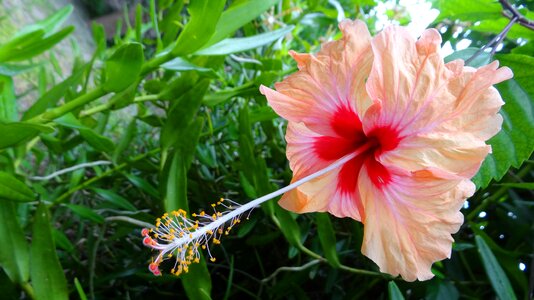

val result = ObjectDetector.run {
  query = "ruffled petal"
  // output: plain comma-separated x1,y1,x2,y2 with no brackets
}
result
364,27,456,136
359,167,474,281
261,20,373,135
378,61,512,177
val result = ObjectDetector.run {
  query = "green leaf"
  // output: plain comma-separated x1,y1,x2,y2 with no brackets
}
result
31,203,69,300
445,48,491,68
475,236,517,300
112,119,137,163
472,54,534,188
0,76,16,122
103,43,144,92
0,201,30,284
52,229,75,253
497,182,534,189
15,5,73,38
388,281,405,300
92,188,137,211
432,0,502,22
0,122,54,149
161,80,209,151
315,213,340,268
1,26,74,62
0,63,39,77
161,58,218,78
162,149,212,300
55,113,114,153
426,280,459,300
206,0,281,46
123,173,160,198
196,26,294,56
23,62,90,120
273,205,302,248
171,0,225,56
65,204,104,224
0,172,34,202
74,278,87,300
474,15,534,41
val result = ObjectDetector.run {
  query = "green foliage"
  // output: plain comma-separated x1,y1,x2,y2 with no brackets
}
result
0,0,532,299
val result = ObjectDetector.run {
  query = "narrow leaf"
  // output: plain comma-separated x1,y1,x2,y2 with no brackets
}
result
171,0,225,56
388,281,405,300
206,0,281,46
0,201,30,284
31,203,69,300
475,235,517,300
195,26,294,56
315,213,341,268
0,172,35,202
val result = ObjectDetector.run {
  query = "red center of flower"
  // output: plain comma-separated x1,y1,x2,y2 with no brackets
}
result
313,106,401,193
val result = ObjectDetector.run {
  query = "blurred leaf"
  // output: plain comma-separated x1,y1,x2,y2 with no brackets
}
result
433,0,502,22
161,57,218,78
475,236,517,300
161,80,209,151
426,280,459,300
0,172,34,202
497,182,534,189
55,113,114,152
0,122,54,149
74,278,87,300
196,26,295,56
123,173,160,198
23,62,90,120
112,119,137,163
52,229,75,253
0,63,39,76
0,201,30,284
172,0,225,56
15,5,73,37
315,213,341,268
0,76,16,122
31,203,69,300
475,15,534,40
206,0,281,46
92,188,137,211
273,205,302,248
202,84,257,106
445,48,491,67
65,204,104,224
388,281,405,300
472,54,534,188
103,43,144,93
0,27,74,62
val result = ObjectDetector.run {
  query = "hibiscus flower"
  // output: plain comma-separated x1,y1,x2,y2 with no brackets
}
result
260,20,512,281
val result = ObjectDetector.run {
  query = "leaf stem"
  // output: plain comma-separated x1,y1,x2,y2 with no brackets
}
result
27,86,107,123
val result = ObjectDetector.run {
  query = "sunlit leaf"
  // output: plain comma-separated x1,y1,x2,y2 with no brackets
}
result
195,26,295,56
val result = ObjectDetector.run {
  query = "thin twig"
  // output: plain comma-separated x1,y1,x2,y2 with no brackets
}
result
261,259,321,283
499,0,534,30
105,216,154,228
29,161,112,181
465,16,518,64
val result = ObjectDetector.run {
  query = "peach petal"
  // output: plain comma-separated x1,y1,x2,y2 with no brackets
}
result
359,167,474,281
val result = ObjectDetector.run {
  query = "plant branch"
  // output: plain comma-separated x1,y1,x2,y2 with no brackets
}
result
465,15,518,64
29,161,112,181
499,0,534,31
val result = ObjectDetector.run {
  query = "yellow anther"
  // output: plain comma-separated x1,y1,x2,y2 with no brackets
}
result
201,245,206,250
219,197,224,202
207,230,213,235
218,228,223,234
217,212,222,217
192,213,197,217
167,253,172,258
211,203,216,207
210,257,216,262
200,211,205,216
194,258,200,263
